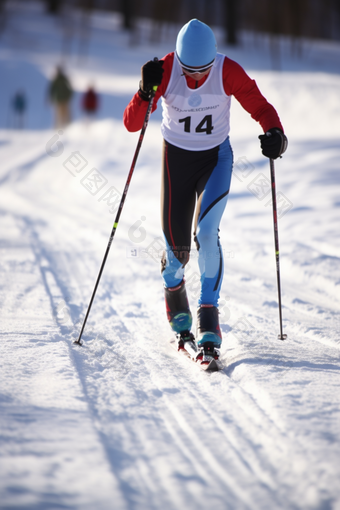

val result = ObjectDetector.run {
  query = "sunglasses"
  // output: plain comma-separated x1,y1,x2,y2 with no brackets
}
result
181,65,213,74
176,52,215,74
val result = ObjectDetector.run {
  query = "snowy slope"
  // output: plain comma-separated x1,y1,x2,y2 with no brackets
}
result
1,3,340,509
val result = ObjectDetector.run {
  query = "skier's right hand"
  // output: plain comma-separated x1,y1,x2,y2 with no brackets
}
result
139,59,164,100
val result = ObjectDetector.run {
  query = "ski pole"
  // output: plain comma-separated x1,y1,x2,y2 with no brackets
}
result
74,84,158,345
269,158,287,340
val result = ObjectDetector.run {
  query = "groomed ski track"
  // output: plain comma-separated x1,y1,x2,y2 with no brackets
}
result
1,4,340,509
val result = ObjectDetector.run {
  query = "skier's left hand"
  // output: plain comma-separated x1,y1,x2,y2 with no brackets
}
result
259,128,288,159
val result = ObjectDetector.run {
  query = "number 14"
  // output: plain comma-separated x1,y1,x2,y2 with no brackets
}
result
179,115,214,135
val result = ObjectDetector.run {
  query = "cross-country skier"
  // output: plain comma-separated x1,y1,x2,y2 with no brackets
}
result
11,90,27,129
124,19,287,356
82,85,99,117
49,66,73,128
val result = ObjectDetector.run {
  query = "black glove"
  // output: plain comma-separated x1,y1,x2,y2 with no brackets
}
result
259,128,288,159
138,59,164,101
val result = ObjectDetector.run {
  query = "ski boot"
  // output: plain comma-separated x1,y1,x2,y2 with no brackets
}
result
196,305,222,363
164,280,193,349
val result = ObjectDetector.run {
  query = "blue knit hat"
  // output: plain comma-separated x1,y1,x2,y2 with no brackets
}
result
176,19,217,68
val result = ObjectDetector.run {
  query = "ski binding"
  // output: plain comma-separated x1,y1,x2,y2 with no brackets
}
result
170,332,222,372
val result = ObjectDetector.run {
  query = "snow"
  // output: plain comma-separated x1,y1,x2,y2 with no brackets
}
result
1,2,340,509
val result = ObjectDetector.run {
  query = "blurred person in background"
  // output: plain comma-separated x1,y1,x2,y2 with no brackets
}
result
82,85,99,119
49,66,73,128
11,90,27,129
124,19,287,359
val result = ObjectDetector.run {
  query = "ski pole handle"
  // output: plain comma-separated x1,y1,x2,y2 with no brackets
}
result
150,56,160,94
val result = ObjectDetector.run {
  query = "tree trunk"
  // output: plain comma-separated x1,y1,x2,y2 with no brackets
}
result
225,0,238,45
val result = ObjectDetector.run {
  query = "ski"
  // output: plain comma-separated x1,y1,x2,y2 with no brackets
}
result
169,335,223,372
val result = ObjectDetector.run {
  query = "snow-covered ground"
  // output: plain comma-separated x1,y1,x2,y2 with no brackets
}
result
1,3,340,509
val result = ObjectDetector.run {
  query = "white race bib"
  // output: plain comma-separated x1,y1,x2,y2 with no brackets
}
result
161,53,231,151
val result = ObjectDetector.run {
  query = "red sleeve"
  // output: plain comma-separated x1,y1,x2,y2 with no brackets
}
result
123,53,174,133
222,57,284,133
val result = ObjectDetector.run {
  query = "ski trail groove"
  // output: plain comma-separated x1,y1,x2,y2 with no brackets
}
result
19,214,133,508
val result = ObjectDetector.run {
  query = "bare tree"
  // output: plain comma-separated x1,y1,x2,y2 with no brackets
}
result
0,0,7,37
121,0,134,30
77,0,94,62
149,0,181,43
46,0,63,14
225,0,238,45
